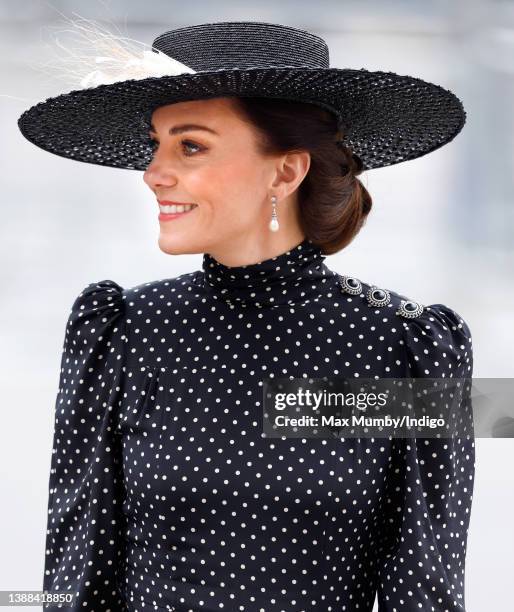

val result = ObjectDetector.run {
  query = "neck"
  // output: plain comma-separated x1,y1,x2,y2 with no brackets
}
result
204,232,307,269
199,237,337,307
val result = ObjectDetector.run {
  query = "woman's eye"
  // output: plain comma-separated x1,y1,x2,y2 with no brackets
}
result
181,140,203,156
148,138,204,156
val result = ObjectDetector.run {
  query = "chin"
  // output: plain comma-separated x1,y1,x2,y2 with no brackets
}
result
157,234,201,256
157,235,184,255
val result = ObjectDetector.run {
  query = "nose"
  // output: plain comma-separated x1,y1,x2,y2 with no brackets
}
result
143,155,176,191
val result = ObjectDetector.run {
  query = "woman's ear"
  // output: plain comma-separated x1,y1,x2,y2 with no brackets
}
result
271,150,310,198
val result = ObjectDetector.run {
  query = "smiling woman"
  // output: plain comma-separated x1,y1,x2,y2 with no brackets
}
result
142,96,371,262
17,19,475,612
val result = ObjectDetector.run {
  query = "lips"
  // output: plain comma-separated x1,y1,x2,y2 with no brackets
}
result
158,203,198,222
158,200,195,206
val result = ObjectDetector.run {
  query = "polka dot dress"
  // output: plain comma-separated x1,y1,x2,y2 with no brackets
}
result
43,238,475,612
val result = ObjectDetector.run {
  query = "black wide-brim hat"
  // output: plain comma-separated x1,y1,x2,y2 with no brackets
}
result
17,20,467,172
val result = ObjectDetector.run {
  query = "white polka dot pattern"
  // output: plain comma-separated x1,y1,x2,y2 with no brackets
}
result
42,239,474,611
43,281,128,611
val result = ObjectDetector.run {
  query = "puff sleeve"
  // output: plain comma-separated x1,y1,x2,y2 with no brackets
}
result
376,304,475,611
43,280,128,611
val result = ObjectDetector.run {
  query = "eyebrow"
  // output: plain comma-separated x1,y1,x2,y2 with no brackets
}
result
149,122,219,136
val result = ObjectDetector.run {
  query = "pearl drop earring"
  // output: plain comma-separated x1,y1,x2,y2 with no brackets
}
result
269,195,279,232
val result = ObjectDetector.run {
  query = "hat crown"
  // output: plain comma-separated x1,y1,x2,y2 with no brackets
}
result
152,21,330,71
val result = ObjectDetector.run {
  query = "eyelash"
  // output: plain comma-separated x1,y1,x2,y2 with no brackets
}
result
149,138,204,156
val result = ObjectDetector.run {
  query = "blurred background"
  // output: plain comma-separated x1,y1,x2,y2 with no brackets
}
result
1,0,513,609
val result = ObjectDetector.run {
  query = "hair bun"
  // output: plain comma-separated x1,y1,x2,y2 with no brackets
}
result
339,163,349,176
351,153,364,173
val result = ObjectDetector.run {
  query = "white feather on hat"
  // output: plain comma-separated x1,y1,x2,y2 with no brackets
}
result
35,13,196,90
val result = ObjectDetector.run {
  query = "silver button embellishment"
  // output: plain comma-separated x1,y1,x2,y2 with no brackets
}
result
339,275,362,295
396,299,424,318
366,286,391,307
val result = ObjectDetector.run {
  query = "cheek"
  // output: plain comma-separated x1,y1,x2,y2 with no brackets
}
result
186,154,265,224
186,164,244,195
218,158,263,200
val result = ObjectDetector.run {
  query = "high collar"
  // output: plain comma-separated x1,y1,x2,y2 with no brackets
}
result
200,238,336,306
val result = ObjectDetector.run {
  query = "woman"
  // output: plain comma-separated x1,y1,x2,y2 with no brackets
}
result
19,20,474,612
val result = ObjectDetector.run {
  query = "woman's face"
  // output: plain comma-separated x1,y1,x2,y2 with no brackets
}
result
143,97,309,262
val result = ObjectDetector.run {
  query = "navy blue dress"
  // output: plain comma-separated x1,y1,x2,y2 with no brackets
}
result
42,238,474,611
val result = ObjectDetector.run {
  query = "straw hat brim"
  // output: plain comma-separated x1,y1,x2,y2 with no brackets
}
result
17,66,466,172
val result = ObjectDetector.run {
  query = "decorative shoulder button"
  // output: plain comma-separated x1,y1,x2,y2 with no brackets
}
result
396,299,424,318
366,286,391,307
339,275,362,295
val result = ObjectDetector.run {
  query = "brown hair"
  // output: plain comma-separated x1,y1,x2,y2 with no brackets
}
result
230,96,372,255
